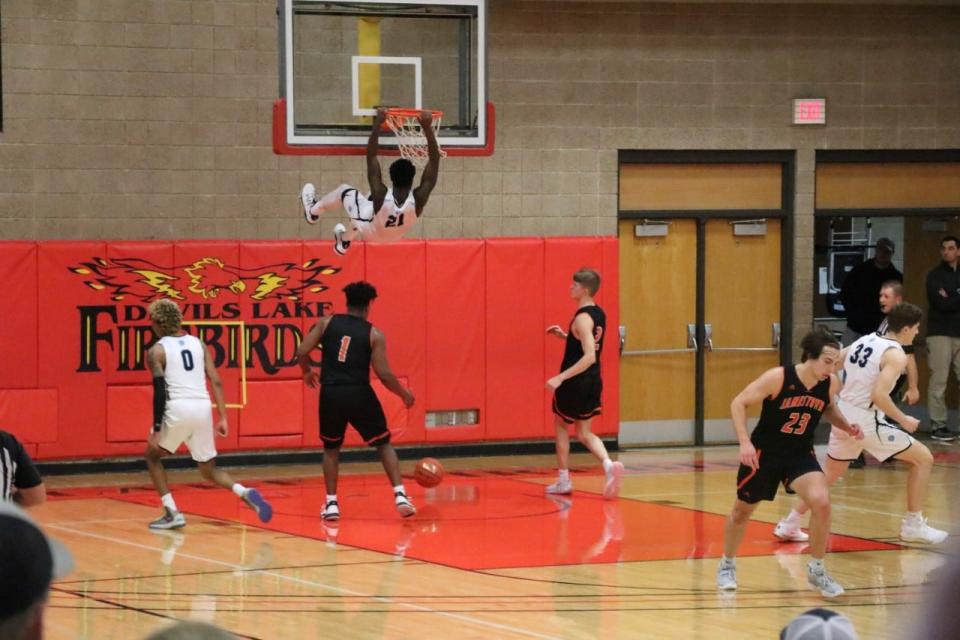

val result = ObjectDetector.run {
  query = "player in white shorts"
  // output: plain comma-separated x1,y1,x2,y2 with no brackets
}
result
144,299,273,530
774,303,949,545
299,108,440,255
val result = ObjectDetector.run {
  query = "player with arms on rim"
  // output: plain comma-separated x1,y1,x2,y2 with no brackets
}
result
299,108,441,255
716,327,863,598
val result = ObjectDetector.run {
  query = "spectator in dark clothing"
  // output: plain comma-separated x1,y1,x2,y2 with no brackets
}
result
926,235,960,441
840,238,903,347
0,430,46,507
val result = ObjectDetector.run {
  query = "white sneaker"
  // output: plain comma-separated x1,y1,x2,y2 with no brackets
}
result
717,562,737,591
333,223,350,255
773,520,810,542
900,517,949,544
807,564,844,598
603,461,624,499
395,492,416,518
300,183,319,223
545,478,573,495
321,500,340,521
149,508,186,530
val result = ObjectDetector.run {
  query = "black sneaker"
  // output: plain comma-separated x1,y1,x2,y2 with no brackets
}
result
849,453,866,468
930,427,957,442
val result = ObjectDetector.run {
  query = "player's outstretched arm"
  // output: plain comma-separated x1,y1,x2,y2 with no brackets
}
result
203,346,229,436
146,344,168,440
370,328,414,407
871,349,918,431
366,109,388,205
413,110,441,215
295,317,330,388
730,367,783,469
546,314,595,391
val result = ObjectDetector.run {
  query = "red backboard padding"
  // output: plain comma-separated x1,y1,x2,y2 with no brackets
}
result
485,239,546,440
6,238,619,460
424,241,485,442
0,243,38,389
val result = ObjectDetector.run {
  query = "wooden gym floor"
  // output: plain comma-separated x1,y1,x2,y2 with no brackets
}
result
35,445,959,639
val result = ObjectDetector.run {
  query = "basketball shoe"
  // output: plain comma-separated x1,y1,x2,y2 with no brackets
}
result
395,491,416,518
545,477,573,495
333,223,351,256
716,560,737,591
807,564,844,598
773,520,810,542
300,183,319,224
900,516,948,544
149,507,186,530
603,460,624,499
241,488,273,523
321,499,340,521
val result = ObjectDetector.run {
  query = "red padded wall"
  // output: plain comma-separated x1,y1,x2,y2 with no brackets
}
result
0,243,37,389
365,242,426,445
37,242,107,458
424,241,485,442
0,390,58,444
485,239,545,440
6,237,618,460
599,237,620,435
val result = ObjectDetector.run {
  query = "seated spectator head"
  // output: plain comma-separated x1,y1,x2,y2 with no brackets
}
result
0,502,74,640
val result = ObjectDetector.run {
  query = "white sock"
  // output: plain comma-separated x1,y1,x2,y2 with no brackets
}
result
906,511,923,523
808,558,824,572
393,485,406,496
720,554,735,566
602,458,613,473
161,493,177,512
326,494,337,504
785,509,803,525
558,469,570,483
231,483,246,498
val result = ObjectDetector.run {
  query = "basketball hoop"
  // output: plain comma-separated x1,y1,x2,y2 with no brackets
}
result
382,108,447,168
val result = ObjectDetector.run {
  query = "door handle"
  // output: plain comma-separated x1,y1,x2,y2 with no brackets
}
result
621,323,698,356
705,322,781,352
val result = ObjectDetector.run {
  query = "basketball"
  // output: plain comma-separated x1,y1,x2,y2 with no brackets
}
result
414,457,444,488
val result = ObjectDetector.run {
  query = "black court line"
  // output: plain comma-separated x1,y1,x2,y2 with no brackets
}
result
51,585,262,640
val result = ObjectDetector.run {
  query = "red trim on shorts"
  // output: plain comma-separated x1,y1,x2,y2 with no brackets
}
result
736,449,762,491
365,432,390,446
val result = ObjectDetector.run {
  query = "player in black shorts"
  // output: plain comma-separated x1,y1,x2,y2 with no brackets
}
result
545,268,624,499
296,281,416,522
716,327,863,598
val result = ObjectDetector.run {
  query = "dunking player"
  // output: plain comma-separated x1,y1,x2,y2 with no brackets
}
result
144,299,272,529
295,281,416,521
717,327,863,598
545,268,624,499
774,303,948,545
299,108,440,255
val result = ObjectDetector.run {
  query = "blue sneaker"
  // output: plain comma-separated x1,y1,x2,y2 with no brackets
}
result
242,488,273,523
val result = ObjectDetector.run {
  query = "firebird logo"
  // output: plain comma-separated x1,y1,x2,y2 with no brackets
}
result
69,256,341,302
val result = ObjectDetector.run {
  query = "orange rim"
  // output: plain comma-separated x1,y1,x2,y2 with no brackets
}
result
384,108,443,119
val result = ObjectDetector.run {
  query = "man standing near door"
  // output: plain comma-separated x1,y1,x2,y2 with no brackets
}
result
839,238,902,347
926,235,960,441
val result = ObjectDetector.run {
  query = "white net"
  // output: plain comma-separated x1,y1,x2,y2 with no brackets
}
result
384,109,447,168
